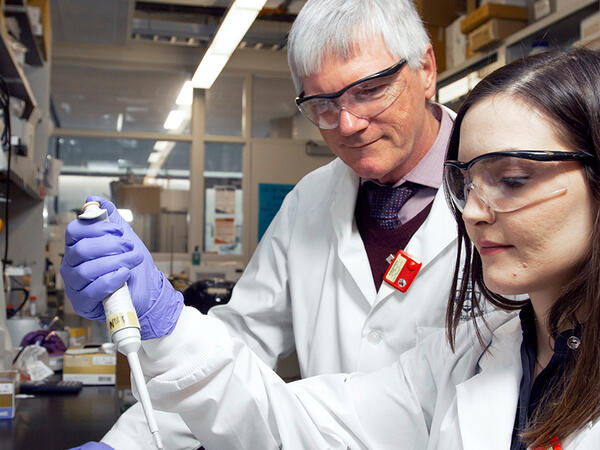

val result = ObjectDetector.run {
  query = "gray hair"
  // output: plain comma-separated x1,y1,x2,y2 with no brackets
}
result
287,0,431,94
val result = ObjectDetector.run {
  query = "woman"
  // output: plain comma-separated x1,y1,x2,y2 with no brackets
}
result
442,47,600,449
71,48,600,449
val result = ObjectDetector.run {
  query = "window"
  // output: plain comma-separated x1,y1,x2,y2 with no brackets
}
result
203,142,243,255
205,74,244,136
56,137,190,253
252,76,298,138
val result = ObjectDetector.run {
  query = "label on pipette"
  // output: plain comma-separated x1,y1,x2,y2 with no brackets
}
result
107,311,140,334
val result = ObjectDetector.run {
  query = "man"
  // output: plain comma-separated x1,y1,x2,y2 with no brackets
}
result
63,0,458,448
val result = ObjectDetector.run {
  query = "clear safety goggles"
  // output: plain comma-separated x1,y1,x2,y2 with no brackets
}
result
444,150,595,213
295,59,408,130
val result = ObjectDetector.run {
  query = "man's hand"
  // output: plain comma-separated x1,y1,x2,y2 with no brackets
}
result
60,196,183,339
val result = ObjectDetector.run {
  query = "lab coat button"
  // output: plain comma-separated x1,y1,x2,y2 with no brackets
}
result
367,330,383,344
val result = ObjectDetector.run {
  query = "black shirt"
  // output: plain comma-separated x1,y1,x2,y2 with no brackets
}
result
510,303,581,450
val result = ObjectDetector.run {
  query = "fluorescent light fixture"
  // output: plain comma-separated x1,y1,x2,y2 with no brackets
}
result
154,140,170,151
147,152,162,163
192,53,230,89
146,167,159,178
176,81,193,105
117,209,134,223
163,109,186,130
192,0,268,89
154,140,176,152
116,113,123,132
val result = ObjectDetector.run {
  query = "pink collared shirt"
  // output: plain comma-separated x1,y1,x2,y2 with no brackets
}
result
360,103,454,224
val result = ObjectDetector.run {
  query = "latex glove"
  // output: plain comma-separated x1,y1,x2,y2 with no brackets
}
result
60,196,183,339
68,443,113,450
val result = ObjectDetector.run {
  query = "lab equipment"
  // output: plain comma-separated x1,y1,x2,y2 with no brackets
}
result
78,201,163,450
61,196,183,339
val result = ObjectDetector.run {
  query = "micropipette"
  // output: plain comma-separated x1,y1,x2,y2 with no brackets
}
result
79,201,164,450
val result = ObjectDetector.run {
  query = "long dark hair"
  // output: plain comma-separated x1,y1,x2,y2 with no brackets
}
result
445,48,600,447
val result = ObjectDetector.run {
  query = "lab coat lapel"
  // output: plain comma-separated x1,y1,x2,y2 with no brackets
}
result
456,317,523,450
377,188,458,302
331,162,378,304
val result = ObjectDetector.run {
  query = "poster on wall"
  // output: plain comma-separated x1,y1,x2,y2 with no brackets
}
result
214,217,236,245
258,183,295,242
214,186,236,214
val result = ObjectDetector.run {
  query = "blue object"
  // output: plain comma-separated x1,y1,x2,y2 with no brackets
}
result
60,196,183,340
258,183,294,241
68,442,113,450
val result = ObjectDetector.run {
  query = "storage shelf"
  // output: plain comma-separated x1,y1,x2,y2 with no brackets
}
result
437,0,599,90
4,0,44,67
0,167,42,200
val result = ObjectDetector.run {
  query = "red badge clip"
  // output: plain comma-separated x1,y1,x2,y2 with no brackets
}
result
383,250,422,293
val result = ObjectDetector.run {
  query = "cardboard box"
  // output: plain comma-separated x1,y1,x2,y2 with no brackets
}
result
461,3,528,34
467,0,478,14
446,15,467,69
414,0,466,27
63,348,116,385
0,371,18,420
426,25,446,73
468,17,527,51
581,12,600,41
117,184,162,214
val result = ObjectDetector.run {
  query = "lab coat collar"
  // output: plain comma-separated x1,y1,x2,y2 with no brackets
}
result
456,316,523,450
331,161,378,303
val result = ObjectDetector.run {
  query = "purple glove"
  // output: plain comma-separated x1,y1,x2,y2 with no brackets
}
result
60,196,183,340
68,443,113,450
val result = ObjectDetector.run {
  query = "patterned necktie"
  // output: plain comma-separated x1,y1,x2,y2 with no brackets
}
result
364,181,419,230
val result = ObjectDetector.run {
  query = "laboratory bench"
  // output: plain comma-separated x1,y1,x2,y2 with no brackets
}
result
0,384,120,449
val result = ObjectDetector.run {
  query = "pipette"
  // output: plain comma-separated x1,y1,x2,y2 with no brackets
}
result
79,201,164,450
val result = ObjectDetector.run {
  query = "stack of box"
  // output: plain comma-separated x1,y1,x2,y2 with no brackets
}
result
63,347,116,385
446,15,467,69
414,0,468,73
0,371,18,420
461,3,528,54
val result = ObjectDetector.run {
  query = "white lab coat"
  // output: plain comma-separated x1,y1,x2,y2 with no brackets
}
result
137,307,599,450
103,138,460,449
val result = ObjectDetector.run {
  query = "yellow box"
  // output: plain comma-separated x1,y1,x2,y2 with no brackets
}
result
468,18,527,52
461,3,528,34
0,371,18,420
63,348,116,385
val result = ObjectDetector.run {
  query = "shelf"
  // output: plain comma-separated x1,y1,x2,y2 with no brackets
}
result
0,11,37,119
4,0,44,67
0,167,42,200
437,0,599,89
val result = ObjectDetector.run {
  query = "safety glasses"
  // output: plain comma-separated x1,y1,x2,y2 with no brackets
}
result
295,59,408,130
444,150,595,213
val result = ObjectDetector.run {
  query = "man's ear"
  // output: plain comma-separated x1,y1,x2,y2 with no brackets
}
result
420,45,437,100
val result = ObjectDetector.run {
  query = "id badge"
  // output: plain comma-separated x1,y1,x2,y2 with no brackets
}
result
383,250,422,292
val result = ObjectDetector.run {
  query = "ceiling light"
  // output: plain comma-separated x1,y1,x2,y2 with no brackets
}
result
116,113,123,132
163,109,186,130
176,81,193,105
192,0,268,89
154,140,174,151
147,152,162,163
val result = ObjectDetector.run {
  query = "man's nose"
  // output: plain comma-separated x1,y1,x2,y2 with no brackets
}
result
338,108,369,136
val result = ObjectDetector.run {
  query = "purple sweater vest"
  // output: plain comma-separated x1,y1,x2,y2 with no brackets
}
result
355,183,434,290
